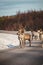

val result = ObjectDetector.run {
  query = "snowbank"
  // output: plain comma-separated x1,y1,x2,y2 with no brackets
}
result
0,33,20,50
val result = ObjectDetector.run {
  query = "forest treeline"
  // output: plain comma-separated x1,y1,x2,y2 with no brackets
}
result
0,11,43,31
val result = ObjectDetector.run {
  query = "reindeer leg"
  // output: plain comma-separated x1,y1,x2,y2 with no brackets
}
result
20,40,24,48
22,39,25,48
19,40,21,48
20,39,24,48
29,39,31,47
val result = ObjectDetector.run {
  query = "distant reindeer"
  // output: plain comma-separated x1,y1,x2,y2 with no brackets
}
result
17,28,31,48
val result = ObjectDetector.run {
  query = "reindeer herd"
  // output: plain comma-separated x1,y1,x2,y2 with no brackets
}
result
17,28,43,48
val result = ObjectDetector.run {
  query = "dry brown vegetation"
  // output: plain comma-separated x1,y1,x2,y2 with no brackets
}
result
0,11,43,31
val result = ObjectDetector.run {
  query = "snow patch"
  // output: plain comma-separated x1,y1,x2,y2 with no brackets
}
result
0,33,20,50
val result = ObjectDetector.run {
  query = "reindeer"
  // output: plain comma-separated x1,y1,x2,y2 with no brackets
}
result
17,28,31,48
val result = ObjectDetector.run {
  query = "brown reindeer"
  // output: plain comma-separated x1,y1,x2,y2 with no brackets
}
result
17,28,31,48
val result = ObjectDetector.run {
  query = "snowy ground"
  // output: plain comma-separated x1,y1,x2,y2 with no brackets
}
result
0,31,43,50
0,33,20,50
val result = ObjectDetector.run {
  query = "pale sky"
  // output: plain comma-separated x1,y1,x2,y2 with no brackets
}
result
0,0,43,16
